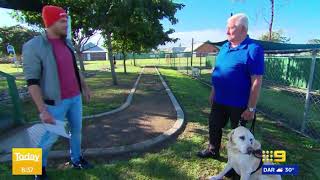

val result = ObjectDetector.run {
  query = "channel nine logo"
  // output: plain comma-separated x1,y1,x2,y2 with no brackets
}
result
262,150,299,176
262,150,286,163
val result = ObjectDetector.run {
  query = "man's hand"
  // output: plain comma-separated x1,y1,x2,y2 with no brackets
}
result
39,110,55,124
83,87,92,103
241,109,254,121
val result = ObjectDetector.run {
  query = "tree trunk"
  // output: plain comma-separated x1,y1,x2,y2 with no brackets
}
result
75,50,86,72
123,52,127,74
107,32,118,85
133,53,136,66
268,0,274,41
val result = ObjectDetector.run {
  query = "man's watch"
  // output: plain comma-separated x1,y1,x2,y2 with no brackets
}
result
248,107,256,112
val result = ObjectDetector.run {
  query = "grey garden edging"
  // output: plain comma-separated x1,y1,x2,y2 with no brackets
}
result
27,67,145,125
46,67,184,159
82,67,144,119
0,67,185,162
45,67,185,159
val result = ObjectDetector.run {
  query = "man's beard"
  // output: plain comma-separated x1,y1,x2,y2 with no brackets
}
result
55,30,67,39
60,34,67,39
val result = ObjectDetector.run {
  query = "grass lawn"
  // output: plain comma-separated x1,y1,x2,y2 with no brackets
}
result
1,68,319,179
0,63,23,75
0,64,25,92
0,61,141,123
198,69,320,138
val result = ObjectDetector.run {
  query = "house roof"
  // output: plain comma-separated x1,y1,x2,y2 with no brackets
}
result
81,42,106,53
171,47,186,53
184,43,204,52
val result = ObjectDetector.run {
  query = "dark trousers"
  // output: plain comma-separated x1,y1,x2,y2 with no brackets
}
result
208,102,247,180
209,103,246,180
208,102,246,153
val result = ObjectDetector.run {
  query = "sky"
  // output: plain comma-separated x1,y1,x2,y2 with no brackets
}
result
1,0,319,48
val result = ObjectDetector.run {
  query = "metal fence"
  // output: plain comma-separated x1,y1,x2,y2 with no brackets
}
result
135,52,320,141
1,51,319,141
258,54,320,140
0,71,24,132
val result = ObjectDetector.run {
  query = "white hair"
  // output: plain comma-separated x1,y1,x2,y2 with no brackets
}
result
228,13,249,31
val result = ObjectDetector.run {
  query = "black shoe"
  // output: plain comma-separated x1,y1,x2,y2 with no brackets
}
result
224,168,240,179
71,156,94,169
197,149,220,159
34,167,48,180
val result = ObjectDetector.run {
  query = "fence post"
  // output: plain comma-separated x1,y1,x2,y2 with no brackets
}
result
0,71,25,125
191,38,194,67
286,57,291,82
187,55,189,74
200,53,202,75
174,53,176,68
301,50,317,133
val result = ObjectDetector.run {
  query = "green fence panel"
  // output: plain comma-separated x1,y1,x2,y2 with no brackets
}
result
264,57,320,90
0,71,24,127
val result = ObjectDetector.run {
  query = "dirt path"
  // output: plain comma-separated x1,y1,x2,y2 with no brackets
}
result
53,67,176,149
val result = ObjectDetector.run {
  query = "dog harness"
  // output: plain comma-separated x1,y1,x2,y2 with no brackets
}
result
250,149,263,175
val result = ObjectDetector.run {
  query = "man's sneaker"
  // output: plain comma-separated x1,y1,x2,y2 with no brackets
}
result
224,168,240,179
71,156,94,169
34,167,48,180
197,149,220,159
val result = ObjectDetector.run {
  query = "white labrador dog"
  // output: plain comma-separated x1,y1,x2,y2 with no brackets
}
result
209,126,281,180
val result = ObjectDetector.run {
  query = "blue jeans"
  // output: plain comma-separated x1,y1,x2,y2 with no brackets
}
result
38,94,82,167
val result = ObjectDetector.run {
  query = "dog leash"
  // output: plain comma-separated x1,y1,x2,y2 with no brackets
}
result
238,113,256,135
239,114,262,175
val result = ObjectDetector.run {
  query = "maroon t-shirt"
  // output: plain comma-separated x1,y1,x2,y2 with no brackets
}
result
48,38,80,99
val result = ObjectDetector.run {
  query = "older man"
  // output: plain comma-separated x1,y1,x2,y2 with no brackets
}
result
197,13,264,160
23,5,93,180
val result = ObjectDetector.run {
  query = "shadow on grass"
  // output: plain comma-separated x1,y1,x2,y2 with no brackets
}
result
159,68,320,179
0,137,222,180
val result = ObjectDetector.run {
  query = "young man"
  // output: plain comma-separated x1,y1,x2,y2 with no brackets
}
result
197,13,264,178
22,5,93,180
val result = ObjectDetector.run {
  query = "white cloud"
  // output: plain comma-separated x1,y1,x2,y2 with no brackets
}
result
85,28,268,50
160,28,266,48
159,29,226,48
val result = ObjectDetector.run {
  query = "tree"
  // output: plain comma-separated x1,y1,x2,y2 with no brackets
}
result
10,0,109,72
105,0,183,74
268,0,274,41
259,30,290,43
0,25,39,55
307,39,320,44
92,0,122,85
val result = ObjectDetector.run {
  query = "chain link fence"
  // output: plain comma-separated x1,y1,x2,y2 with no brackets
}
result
1,51,318,141
133,52,320,141
259,55,320,140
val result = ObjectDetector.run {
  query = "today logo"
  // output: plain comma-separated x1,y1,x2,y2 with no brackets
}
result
14,152,40,162
12,148,42,175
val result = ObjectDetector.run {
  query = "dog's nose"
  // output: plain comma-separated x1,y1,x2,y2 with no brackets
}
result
247,147,254,154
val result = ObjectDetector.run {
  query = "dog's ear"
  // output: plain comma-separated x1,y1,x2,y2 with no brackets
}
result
253,139,261,150
228,129,235,144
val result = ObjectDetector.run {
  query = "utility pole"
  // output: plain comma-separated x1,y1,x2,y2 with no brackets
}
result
191,38,194,67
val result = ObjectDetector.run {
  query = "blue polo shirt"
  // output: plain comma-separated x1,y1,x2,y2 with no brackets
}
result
211,36,264,108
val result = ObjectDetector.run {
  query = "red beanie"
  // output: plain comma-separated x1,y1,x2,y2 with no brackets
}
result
42,5,67,28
